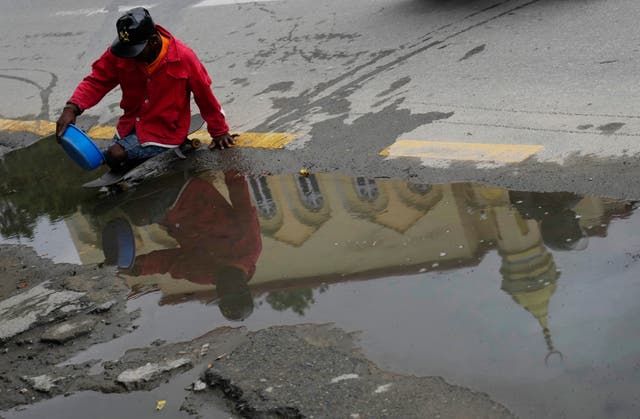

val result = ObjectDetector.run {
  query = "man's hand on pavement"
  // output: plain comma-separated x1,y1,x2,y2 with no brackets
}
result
209,133,238,150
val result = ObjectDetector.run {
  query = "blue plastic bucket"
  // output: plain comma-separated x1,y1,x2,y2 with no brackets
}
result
60,124,105,170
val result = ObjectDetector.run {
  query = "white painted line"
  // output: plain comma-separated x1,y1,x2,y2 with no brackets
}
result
55,8,108,17
55,5,156,17
192,0,280,7
117,5,157,12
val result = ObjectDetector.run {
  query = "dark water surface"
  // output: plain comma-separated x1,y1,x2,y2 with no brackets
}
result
1,140,640,418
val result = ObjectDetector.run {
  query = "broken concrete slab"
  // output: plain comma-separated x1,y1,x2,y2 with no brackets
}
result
40,316,99,344
117,357,192,389
0,245,136,411
199,325,515,418
0,283,85,341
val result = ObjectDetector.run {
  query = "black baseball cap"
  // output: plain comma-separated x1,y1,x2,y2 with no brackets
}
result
111,7,156,58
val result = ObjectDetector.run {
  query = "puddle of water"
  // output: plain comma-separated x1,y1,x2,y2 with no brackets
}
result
0,138,105,258
1,372,234,419
2,142,640,418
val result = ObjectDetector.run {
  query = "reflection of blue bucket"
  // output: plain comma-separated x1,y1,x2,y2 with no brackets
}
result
60,124,105,170
102,218,135,269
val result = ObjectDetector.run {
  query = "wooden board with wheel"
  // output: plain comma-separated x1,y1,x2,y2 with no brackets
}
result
82,114,205,189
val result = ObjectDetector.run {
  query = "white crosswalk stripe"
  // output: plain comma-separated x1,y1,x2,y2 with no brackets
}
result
192,0,281,7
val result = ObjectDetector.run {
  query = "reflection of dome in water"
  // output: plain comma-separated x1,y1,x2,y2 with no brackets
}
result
510,191,582,221
564,236,588,251
575,198,634,238
540,210,587,251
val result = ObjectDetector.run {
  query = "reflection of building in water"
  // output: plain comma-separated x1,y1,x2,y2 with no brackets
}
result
65,173,633,314
337,176,444,233
339,177,389,223
249,174,332,246
248,175,281,235
465,185,561,359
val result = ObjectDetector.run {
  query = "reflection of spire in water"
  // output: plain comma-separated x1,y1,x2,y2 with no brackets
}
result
502,279,563,364
495,204,563,365
543,326,563,365
499,240,563,365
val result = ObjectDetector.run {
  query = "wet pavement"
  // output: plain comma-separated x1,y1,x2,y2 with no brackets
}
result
1,140,640,418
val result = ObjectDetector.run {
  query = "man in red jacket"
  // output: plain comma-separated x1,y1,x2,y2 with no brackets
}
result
56,7,235,171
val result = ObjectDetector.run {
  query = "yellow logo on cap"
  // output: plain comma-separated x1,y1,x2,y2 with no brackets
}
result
119,30,130,43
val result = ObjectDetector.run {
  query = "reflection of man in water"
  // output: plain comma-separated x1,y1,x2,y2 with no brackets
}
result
127,171,262,320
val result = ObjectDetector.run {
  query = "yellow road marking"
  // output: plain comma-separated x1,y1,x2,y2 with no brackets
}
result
380,140,543,163
0,118,297,149
0,119,56,137
86,125,116,139
190,130,297,149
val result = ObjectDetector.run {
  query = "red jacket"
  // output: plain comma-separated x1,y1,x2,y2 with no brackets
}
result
69,25,229,146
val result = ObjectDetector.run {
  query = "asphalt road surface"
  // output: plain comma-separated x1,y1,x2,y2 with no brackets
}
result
1,0,640,199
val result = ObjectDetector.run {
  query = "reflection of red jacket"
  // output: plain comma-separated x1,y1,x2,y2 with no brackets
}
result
134,173,261,284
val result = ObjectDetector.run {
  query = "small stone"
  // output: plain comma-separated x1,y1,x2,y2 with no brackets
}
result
90,301,116,313
192,379,207,392
24,375,60,393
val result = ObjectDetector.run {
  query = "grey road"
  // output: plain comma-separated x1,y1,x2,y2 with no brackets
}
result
2,0,640,198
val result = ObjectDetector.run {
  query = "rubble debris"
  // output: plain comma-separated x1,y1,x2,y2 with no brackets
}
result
117,358,192,388
0,283,85,341
40,316,99,344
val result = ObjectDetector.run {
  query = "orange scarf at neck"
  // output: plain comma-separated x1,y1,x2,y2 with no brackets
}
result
146,34,169,74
